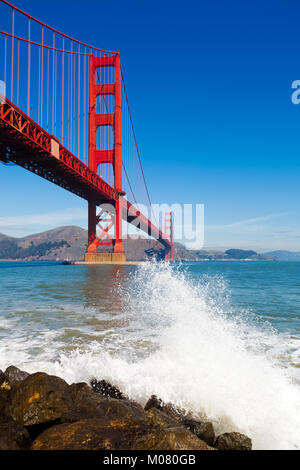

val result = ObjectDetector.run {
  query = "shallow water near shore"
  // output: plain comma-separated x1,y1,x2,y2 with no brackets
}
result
0,260,300,449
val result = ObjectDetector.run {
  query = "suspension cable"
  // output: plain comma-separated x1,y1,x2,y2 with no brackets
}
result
96,68,138,204
0,31,93,55
121,67,158,226
0,0,116,54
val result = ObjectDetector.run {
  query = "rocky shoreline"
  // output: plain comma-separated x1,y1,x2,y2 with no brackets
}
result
0,366,252,451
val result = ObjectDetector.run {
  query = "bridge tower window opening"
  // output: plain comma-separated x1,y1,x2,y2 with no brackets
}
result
95,65,115,85
96,94,115,114
96,124,114,151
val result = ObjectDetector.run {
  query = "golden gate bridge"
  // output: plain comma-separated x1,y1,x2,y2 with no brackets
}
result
0,0,174,262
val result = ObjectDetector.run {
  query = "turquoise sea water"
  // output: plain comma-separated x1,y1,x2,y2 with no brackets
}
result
0,260,299,449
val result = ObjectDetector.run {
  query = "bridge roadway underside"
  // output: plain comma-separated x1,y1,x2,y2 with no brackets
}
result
0,121,114,207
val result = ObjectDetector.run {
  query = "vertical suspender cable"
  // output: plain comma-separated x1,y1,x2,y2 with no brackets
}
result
78,44,80,159
17,39,20,107
4,35,7,89
72,47,76,153
70,40,73,152
47,48,49,131
121,68,158,225
54,48,57,135
83,47,87,164
38,45,41,123
68,50,70,148
62,38,64,143
27,19,31,115
41,26,44,128
11,8,14,102
52,33,55,134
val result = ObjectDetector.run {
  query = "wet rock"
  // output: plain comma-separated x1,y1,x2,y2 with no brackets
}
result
134,426,214,450
90,379,125,399
0,390,11,423
144,395,163,411
66,394,147,423
214,432,252,450
96,398,146,421
0,421,31,450
0,366,30,392
144,395,184,422
4,366,30,387
32,418,152,450
0,370,11,391
8,372,73,426
69,382,93,403
146,407,182,428
182,418,215,446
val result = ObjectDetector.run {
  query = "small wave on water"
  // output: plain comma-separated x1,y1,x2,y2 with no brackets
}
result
1,261,300,449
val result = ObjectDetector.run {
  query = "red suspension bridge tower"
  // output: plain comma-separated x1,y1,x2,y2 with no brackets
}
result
86,53,125,263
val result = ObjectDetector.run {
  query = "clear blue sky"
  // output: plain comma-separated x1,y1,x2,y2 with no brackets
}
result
1,0,300,251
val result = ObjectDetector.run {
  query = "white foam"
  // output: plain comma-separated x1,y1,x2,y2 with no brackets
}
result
1,261,300,449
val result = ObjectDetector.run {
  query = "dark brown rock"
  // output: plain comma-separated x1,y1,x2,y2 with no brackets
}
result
146,407,182,428
0,371,11,391
0,421,31,450
8,372,73,426
4,366,30,387
69,382,93,402
90,379,125,399
32,418,152,450
65,394,146,423
0,388,11,422
95,398,146,421
214,432,252,450
144,395,185,422
144,395,163,411
182,418,215,446
134,426,214,450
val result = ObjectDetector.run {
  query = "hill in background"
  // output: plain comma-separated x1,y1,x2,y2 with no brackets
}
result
263,250,300,261
0,226,87,261
0,225,277,261
0,226,168,261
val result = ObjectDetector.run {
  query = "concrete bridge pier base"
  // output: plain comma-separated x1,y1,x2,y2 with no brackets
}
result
84,252,126,264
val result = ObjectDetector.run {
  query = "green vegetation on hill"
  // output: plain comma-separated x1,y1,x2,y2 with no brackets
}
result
225,249,257,259
0,239,69,260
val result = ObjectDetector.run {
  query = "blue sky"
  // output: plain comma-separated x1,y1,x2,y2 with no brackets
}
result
1,0,300,251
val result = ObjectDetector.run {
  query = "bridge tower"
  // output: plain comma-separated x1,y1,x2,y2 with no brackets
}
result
85,53,126,263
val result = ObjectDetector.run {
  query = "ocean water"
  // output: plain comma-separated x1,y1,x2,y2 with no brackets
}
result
0,260,299,449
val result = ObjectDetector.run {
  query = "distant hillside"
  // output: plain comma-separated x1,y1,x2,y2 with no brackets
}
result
174,247,276,261
0,226,278,261
0,226,87,261
263,250,300,261
0,227,171,261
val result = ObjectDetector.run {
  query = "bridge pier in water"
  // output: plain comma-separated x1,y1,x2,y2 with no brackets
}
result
85,252,126,263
